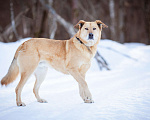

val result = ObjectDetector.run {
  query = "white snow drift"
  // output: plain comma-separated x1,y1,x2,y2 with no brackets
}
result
0,38,150,120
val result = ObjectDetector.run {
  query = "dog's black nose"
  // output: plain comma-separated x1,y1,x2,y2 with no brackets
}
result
89,33,93,39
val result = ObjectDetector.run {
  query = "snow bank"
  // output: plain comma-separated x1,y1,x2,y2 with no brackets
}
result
0,38,150,120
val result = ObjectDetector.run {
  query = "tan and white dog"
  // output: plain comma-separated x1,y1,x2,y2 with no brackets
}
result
1,20,108,106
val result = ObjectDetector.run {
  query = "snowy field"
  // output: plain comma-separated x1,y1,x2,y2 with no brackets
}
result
0,38,150,120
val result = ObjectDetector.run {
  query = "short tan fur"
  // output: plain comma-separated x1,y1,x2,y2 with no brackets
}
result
1,20,108,106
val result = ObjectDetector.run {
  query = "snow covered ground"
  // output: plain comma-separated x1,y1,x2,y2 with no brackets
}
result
0,38,150,120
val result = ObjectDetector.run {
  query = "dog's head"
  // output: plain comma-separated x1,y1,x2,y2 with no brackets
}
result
74,20,108,46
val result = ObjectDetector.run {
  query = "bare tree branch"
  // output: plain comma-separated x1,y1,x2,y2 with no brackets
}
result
78,2,95,20
49,15,57,39
95,52,110,70
1,8,29,42
100,46,138,61
39,0,76,37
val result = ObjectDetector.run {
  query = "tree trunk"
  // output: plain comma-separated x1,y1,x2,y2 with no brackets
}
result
109,0,117,41
119,0,125,43
10,0,19,40
72,0,79,24
144,0,150,45
47,0,57,39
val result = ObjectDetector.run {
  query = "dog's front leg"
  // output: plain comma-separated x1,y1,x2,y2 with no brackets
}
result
69,69,94,103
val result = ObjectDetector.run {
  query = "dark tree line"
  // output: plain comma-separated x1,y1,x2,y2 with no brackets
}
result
0,0,149,44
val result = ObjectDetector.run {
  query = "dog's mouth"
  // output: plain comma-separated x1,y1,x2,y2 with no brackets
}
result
85,38,97,46
88,38,94,40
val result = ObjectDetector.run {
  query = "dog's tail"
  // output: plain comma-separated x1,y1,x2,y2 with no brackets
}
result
1,58,19,86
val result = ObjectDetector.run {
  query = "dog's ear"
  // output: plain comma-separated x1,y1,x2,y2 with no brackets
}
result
95,20,108,31
74,20,85,29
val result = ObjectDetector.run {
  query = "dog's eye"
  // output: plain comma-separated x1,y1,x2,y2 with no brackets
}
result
93,28,96,30
85,28,88,30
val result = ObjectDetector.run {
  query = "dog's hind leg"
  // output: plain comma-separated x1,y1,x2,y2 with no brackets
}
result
34,64,48,103
16,54,39,106
16,72,33,106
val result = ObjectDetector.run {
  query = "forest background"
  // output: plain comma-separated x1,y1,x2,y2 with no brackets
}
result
0,0,149,44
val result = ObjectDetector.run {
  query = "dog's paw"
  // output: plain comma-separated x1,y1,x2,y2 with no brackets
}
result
84,97,94,103
38,99,48,103
17,102,26,106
